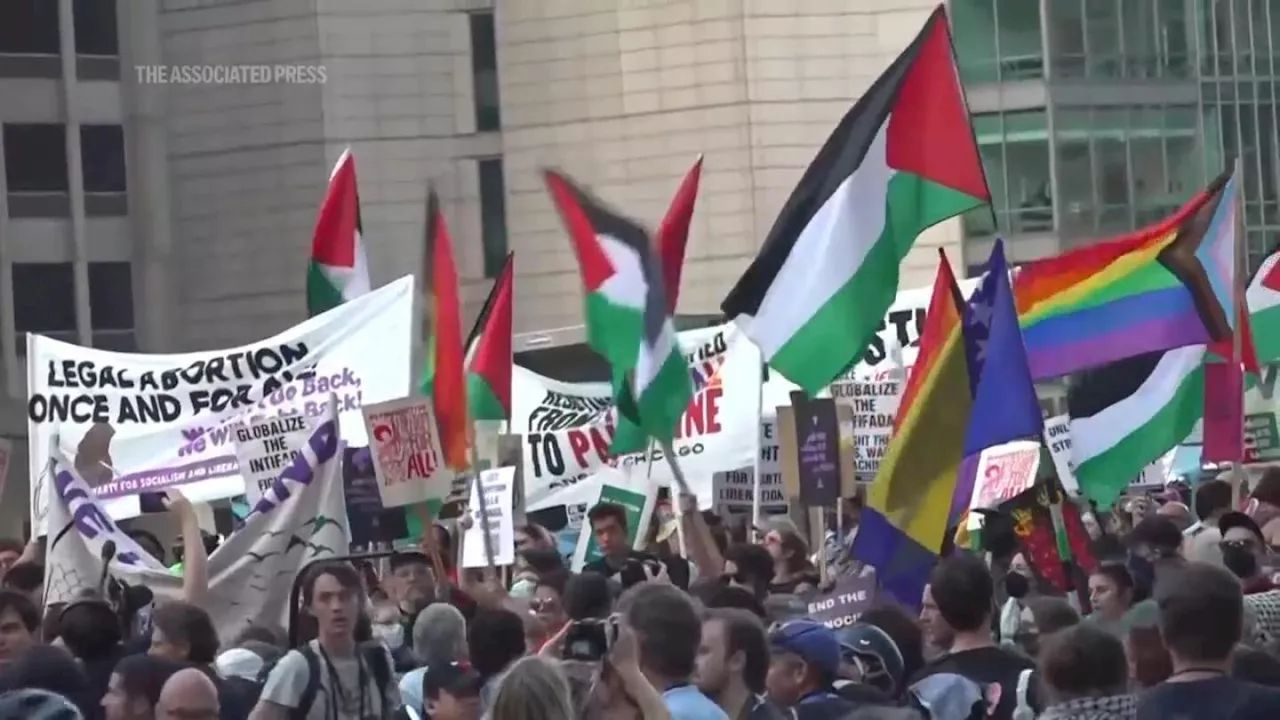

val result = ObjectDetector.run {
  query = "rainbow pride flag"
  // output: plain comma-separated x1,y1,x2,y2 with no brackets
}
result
854,250,971,608
1016,173,1235,380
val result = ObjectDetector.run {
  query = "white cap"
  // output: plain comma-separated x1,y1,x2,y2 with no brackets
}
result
215,648,265,681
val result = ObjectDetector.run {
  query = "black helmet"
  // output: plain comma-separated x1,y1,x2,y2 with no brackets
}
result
0,689,83,720
837,623,905,697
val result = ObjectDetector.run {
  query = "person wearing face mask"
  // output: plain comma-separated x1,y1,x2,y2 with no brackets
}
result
370,601,415,673
1217,512,1280,646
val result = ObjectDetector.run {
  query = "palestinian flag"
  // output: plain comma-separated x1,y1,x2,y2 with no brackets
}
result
465,252,513,421
1067,346,1206,508
544,170,692,449
721,6,988,395
421,190,470,471
657,155,703,313
307,148,370,316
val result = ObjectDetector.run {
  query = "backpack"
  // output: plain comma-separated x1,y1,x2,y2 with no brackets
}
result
260,641,396,720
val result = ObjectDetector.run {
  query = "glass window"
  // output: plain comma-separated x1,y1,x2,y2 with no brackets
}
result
0,0,59,55
1084,0,1122,78
1202,107,1224,182
81,125,126,193
3,124,69,193
995,0,1044,80
965,114,1005,237
1055,109,1095,236
1130,106,1169,225
1047,0,1086,78
470,12,501,132
1003,111,1051,233
13,263,76,333
1093,109,1132,232
1158,0,1192,77
1257,105,1279,224
478,158,508,279
1122,0,1159,78
73,0,118,56
88,262,133,330
951,0,999,84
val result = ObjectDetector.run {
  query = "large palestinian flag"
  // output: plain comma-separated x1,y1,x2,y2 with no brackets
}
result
543,170,692,449
307,149,370,316
721,6,988,395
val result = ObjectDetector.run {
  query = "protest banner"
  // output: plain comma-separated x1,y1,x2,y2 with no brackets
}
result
711,468,787,516
461,466,517,568
234,415,316,504
513,322,762,508
27,276,414,530
570,471,657,571
362,396,456,509
805,574,878,630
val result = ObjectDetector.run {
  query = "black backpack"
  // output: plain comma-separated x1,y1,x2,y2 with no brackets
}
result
258,642,397,720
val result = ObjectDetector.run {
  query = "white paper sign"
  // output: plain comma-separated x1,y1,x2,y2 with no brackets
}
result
1044,415,1078,495
362,396,455,509
711,467,787,514
234,414,317,505
461,466,517,568
972,440,1043,510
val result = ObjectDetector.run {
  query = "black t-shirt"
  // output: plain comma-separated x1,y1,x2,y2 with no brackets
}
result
1137,677,1280,720
583,550,691,589
911,646,1039,720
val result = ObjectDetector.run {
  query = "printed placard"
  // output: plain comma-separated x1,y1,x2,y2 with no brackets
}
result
711,467,787,515
362,396,455,509
805,574,877,629
234,413,316,504
972,440,1042,510
829,376,903,478
461,466,517,568
790,393,841,506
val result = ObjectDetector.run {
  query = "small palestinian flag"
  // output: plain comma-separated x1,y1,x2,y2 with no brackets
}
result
465,252,513,421
307,148,370,316
544,170,692,451
421,190,470,471
721,5,989,395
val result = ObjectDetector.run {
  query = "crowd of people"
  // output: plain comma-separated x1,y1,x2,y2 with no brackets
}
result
4,472,1280,720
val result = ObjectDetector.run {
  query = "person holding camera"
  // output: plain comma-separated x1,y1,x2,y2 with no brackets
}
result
582,504,687,591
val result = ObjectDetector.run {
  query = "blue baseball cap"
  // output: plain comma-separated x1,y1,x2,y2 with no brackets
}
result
768,620,842,678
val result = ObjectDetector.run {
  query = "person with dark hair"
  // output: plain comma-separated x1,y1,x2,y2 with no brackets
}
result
57,598,124,716
0,541,23,585
149,602,219,665
1232,646,1280,687
1125,626,1172,689
764,620,854,719
1185,479,1233,565
1137,562,1280,719
1248,467,1280,547
1087,562,1136,633
1215,511,1280,644
582,503,681,590
530,570,570,651
0,562,44,607
387,552,435,625
1036,623,1135,720
253,562,400,720
620,582,726,719
0,644,94,718
0,590,38,672
466,609,525,714
722,544,774,602
762,530,819,596
696,608,786,719
101,654,187,720
509,547,563,600
561,571,612,622
913,555,1040,720
695,584,767,620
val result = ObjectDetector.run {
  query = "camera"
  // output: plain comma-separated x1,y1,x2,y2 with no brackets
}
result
618,558,661,589
562,615,619,662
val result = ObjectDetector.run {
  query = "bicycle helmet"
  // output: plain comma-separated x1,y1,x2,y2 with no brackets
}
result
837,623,906,696
0,689,84,720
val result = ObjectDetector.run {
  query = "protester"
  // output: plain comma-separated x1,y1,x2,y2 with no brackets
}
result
1156,501,1193,533
1217,511,1280,643
486,656,575,720
914,554,1040,720
859,605,926,694
412,662,481,720
762,530,819,596
1087,563,1137,634
59,596,127,714
620,582,726,719
1232,646,1280,687
252,562,400,720
1184,480,1232,565
0,561,44,607
467,609,526,713
147,601,256,720
0,542,22,585
0,688,86,720
400,603,469,717
695,608,786,719
156,668,220,720
1124,626,1172,689
0,644,94,718
764,620,855,719
1247,468,1280,547
721,545,774,603
1036,623,1136,720
1136,562,1280,719
582,503,681,590
0,590,38,672
102,655,188,720
834,623,906,706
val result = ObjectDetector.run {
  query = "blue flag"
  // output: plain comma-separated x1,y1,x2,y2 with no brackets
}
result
951,239,1044,524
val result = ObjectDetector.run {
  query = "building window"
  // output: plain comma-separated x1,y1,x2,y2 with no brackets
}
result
88,262,134,350
962,111,1050,238
470,11,501,132
951,0,1043,84
478,158,508,278
0,0,60,56
81,125,127,193
4,124,68,193
13,263,77,346
73,0,119,56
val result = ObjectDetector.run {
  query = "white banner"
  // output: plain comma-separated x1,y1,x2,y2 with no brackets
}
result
362,396,455,509
461,466,517,569
27,276,414,529
234,415,316,505
513,322,762,508
44,404,350,642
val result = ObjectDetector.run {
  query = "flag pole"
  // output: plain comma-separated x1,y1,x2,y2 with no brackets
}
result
468,432,497,572
751,344,765,541
1231,158,1247,507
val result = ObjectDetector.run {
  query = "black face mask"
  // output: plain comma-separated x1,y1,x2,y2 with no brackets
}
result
1004,571,1031,600
1222,543,1260,579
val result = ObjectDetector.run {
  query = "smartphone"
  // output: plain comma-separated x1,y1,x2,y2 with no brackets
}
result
139,492,168,514
562,617,618,662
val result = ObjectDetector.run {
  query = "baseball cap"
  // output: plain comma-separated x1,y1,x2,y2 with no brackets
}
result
1219,511,1265,543
423,662,482,700
768,620,842,678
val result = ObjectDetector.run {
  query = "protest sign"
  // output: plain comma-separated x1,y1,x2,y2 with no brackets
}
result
362,396,455,509
27,276,414,530
513,322,762,508
711,468,787,515
971,441,1042,511
234,415,316,504
342,446,408,546
805,574,878,630
570,471,657,571
828,376,904,477
461,466,517,568
789,394,842,506
1044,415,1079,494
777,401,857,502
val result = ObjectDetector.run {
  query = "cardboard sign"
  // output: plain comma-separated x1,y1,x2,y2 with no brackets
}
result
233,414,316,504
461,466,517,568
361,396,455,509
711,467,787,515
805,574,878,629
789,392,841,506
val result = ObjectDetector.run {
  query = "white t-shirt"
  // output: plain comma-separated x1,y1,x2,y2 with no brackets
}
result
260,640,401,720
